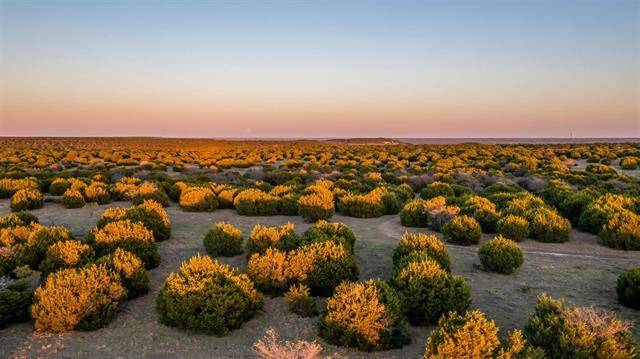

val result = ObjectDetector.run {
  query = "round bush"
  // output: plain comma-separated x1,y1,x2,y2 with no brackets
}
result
84,183,111,204
391,258,470,325
217,188,238,209
496,215,530,241
598,211,640,250
179,187,218,212
524,293,636,358
442,215,482,245
420,182,454,200
424,310,530,358
299,220,356,252
616,267,640,309
400,199,430,227
392,231,450,272
297,191,335,222
96,248,149,299
284,284,317,317
169,181,188,202
10,189,43,212
156,255,263,335
478,236,523,274
92,220,160,269
0,274,35,329
131,182,169,206
61,189,85,208
319,279,410,351
526,208,571,243
578,194,634,234
203,221,243,257
49,178,71,196
31,264,126,332
247,248,289,294
245,223,298,256
39,240,94,276
234,189,279,216
460,196,500,232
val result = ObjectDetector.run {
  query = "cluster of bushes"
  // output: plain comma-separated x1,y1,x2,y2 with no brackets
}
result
338,186,405,218
156,255,263,335
400,196,459,230
94,200,171,241
245,223,298,256
0,177,39,198
319,279,410,351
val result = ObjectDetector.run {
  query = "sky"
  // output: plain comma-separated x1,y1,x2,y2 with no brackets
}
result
1,0,639,138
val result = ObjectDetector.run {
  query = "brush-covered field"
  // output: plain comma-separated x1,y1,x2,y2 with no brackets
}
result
0,138,638,358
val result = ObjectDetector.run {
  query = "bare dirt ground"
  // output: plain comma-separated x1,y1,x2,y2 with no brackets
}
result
0,200,638,358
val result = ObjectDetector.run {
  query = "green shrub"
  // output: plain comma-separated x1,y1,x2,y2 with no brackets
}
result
558,190,595,222
131,182,169,206
284,284,318,317
91,220,160,269
338,188,386,218
526,208,571,243
39,240,94,276
179,187,218,212
400,199,430,227
0,212,38,229
319,279,410,351
61,189,85,208
203,221,243,257
423,310,532,359
123,200,172,241
169,181,188,202
391,257,470,325
0,268,35,329
49,178,72,196
460,196,500,232
496,215,530,241
616,267,640,309
156,255,263,335
234,189,279,216
392,231,450,272
31,264,126,332
96,248,149,299
524,293,636,359
297,190,335,222
245,223,298,256
442,215,482,245
299,220,356,252
10,189,44,212
246,248,288,294
478,236,523,274
420,182,454,200
620,157,639,170
83,182,111,204
598,210,640,250
217,188,238,209
578,194,635,234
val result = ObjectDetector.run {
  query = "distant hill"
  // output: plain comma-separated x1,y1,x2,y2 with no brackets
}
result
323,137,406,145
398,138,640,144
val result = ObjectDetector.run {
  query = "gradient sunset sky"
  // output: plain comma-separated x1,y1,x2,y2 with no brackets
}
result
1,0,639,138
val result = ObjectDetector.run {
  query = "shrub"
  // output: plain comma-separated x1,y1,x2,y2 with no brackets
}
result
319,279,410,351
0,212,38,229
245,223,298,256
0,178,39,198
421,181,454,200
284,284,317,317
123,200,172,241
298,190,335,222
424,196,461,231
461,196,500,232
204,221,243,257
169,181,188,202
131,182,169,206
578,194,635,234
400,199,430,227
179,187,218,212
442,215,482,245
4,225,74,271
84,182,111,204
156,255,263,335
287,241,358,296
31,264,126,332
49,178,71,196
338,188,386,218
524,293,636,358
91,220,160,269
559,190,595,222
247,248,289,294
10,189,43,212
96,248,149,299
61,189,85,208
598,210,640,250
526,208,571,243
496,215,530,241
478,236,523,274
0,268,35,329
39,240,94,276
616,267,640,309
423,310,530,359
391,257,470,325
217,188,238,209
299,220,356,252
234,189,279,216
392,231,450,272
620,157,639,170
253,328,323,359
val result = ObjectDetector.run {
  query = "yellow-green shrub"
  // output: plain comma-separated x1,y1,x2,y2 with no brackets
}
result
442,215,482,245
61,189,85,208
598,210,640,250
392,231,450,272
478,236,523,274
245,223,298,256
203,221,243,257
496,215,530,241
39,240,94,276
96,248,149,299
10,189,43,212
179,187,218,212
156,255,263,335
284,283,317,317
234,189,279,216
299,220,356,252
91,220,159,269
298,189,334,222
